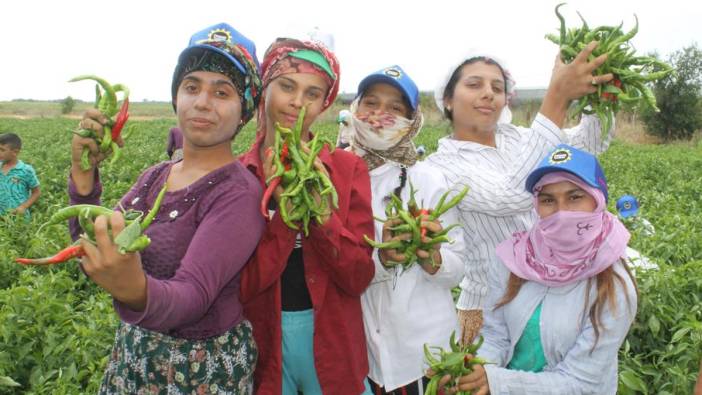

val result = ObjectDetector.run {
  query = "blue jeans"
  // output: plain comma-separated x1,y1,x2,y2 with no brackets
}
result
281,309,372,395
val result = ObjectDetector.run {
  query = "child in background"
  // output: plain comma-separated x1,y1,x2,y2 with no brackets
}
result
616,194,655,236
616,194,657,270
0,132,40,218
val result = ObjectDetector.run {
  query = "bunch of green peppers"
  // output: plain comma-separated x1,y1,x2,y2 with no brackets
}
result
423,331,489,395
365,183,468,271
16,185,167,266
70,75,134,170
262,106,338,237
546,3,673,137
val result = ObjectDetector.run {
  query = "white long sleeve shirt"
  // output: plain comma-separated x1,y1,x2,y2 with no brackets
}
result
361,160,465,390
479,259,637,394
425,113,612,311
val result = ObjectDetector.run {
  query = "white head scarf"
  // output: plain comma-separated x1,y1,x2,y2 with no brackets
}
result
434,49,517,124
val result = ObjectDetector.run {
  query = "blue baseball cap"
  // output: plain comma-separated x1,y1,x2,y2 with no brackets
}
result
525,144,609,201
616,195,640,218
179,23,259,76
171,23,262,123
356,65,419,113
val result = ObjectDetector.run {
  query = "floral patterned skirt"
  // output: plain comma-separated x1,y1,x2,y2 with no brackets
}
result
98,320,257,395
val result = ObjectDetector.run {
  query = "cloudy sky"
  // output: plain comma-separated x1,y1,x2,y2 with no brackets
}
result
1,0,699,101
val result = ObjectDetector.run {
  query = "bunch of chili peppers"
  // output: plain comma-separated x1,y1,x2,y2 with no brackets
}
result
70,75,133,170
15,185,166,266
423,331,489,395
364,183,469,271
546,3,673,138
260,106,338,236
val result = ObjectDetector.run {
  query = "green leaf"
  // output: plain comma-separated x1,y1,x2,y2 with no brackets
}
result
671,327,691,343
0,375,21,387
648,315,661,336
113,220,142,253
619,370,648,394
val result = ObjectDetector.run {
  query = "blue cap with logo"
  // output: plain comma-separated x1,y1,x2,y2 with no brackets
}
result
180,22,260,75
616,194,640,218
171,23,262,123
356,65,419,113
525,144,609,201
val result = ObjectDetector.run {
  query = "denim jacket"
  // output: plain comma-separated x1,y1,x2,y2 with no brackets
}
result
478,258,637,394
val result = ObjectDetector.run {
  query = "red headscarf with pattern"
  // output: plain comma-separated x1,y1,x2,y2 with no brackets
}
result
257,38,340,134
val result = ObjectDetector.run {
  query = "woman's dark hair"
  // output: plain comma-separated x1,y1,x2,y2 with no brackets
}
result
442,57,508,122
383,167,408,204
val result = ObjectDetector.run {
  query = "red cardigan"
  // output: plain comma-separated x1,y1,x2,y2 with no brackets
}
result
239,135,375,395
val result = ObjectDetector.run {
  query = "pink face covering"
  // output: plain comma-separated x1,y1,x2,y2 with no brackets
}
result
496,172,630,287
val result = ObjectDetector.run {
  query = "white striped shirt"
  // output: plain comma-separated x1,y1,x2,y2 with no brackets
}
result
425,113,612,310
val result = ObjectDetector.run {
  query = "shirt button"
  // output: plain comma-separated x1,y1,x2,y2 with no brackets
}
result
308,277,315,284
169,210,179,219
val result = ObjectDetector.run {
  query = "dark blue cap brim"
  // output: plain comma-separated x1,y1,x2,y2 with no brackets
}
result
356,75,417,112
525,166,601,194
178,44,247,75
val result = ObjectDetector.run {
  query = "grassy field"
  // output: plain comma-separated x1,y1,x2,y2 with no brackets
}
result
0,107,701,393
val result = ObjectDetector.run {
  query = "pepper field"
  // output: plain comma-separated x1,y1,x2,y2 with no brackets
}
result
0,108,701,394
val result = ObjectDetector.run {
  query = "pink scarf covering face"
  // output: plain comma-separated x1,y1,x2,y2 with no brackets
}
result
496,172,630,287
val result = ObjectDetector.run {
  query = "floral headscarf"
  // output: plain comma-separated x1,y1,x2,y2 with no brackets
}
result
172,38,262,127
257,38,340,134
347,98,424,171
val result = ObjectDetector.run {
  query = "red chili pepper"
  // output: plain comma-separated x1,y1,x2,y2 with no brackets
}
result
111,98,130,140
260,177,282,220
417,208,430,238
280,143,289,162
15,245,85,266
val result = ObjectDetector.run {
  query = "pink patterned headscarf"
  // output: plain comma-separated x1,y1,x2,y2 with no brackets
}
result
256,38,340,136
496,172,630,287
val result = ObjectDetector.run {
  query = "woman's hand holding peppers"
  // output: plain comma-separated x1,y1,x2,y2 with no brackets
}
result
367,183,468,273
434,361,489,395
416,213,443,274
302,141,333,226
71,109,124,195
262,105,338,235
541,41,612,128
543,4,673,135
262,147,293,215
80,212,147,312
70,75,132,170
378,218,412,267
424,332,489,395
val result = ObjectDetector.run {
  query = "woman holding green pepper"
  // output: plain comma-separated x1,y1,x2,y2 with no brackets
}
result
340,64,465,394
426,43,617,345
69,23,265,393
238,38,375,394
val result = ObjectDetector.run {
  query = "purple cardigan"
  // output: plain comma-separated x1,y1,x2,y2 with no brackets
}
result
69,160,265,340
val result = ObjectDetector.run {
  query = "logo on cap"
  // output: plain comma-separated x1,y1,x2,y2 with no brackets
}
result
207,28,231,43
622,201,632,210
383,67,402,79
548,148,572,165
